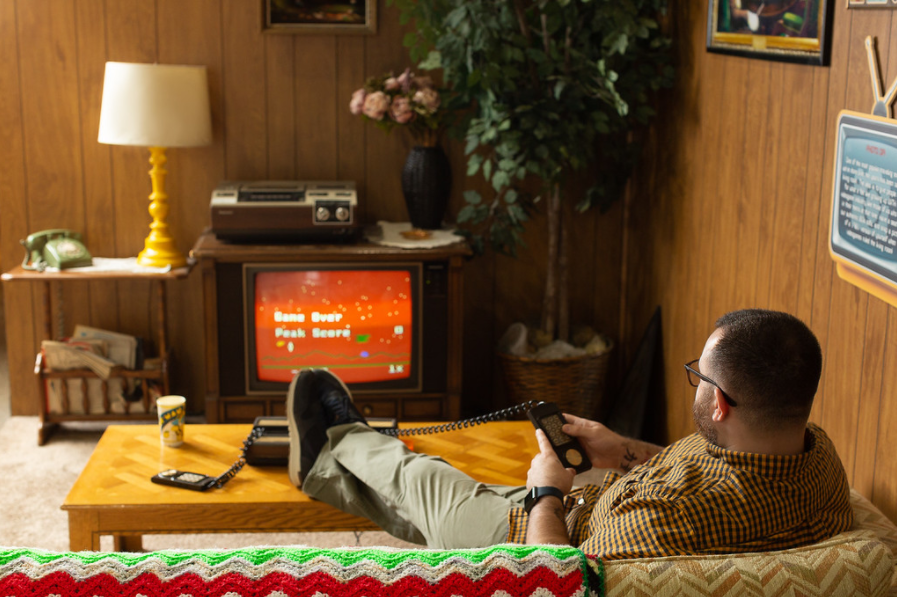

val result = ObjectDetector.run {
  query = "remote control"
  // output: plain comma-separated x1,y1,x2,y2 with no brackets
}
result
527,402,592,474
151,469,217,491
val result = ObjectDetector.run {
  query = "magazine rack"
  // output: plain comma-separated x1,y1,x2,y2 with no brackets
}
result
1,265,191,444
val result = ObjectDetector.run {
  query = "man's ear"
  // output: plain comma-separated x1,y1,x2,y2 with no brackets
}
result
712,387,730,422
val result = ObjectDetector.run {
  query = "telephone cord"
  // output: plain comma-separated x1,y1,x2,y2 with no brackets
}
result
212,426,264,489
376,400,540,437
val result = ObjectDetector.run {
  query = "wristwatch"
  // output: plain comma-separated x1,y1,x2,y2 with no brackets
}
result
524,486,565,513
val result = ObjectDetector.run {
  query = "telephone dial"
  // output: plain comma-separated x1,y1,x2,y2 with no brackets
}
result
20,229,92,272
151,401,592,492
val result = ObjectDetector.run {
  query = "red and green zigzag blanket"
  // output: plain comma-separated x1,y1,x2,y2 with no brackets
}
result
0,544,604,597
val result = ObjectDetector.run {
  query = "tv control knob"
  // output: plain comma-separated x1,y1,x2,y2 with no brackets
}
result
335,206,350,221
316,206,331,222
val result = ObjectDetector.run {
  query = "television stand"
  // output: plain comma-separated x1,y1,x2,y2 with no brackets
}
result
190,231,470,423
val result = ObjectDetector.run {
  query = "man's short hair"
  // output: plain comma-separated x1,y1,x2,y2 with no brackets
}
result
711,309,822,427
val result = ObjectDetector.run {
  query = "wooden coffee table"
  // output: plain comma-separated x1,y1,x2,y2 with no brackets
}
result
62,421,537,551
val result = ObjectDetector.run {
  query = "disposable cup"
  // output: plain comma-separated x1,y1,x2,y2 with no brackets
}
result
157,395,186,448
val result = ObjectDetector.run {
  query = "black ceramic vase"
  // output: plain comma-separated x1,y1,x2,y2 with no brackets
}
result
401,146,451,230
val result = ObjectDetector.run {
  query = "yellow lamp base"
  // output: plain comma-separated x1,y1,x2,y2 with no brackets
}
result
137,146,186,269
138,243,187,269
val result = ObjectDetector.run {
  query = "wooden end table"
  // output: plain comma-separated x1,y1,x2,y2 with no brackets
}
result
62,421,537,551
1,265,192,445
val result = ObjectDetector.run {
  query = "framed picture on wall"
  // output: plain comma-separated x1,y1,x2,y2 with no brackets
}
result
262,0,377,35
706,0,833,65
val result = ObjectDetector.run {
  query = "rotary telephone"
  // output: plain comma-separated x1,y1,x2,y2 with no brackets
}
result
20,229,92,272
151,401,592,491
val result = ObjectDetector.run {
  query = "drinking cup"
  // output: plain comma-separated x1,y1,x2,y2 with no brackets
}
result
157,395,186,448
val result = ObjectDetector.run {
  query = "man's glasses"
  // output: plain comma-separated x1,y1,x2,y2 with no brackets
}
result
684,359,737,406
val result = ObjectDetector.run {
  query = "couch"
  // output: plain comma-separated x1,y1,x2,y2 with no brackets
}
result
0,490,894,597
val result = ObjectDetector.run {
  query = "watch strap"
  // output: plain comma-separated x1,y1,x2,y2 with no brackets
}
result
524,486,565,513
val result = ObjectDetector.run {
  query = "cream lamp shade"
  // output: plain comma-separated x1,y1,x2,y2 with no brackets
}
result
98,62,212,147
97,61,212,268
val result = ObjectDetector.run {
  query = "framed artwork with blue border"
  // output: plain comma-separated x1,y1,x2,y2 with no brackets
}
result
707,0,833,65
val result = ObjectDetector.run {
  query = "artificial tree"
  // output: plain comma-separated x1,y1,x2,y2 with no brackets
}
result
392,0,674,345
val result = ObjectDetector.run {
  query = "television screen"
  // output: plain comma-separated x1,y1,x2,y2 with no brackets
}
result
831,112,897,293
244,264,421,392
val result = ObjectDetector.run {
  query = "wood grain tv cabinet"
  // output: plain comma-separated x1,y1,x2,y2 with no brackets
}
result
191,231,470,424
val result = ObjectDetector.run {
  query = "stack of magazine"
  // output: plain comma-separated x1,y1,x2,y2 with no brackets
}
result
42,326,147,415
42,326,139,378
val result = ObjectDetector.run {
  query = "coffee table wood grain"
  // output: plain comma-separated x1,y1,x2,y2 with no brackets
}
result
62,422,537,551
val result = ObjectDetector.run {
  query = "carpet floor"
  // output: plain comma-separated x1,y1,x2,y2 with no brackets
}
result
0,416,416,552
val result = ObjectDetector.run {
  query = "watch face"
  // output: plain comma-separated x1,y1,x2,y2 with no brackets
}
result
524,487,538,513
524,486,563,513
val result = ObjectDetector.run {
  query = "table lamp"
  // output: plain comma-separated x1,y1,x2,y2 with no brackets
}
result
98,62,212,268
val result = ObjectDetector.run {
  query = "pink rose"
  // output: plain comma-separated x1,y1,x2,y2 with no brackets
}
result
397,68,413,92
390,96,415,124
349,88,366,115
362,91,390,121
384,77,400,91
413,88,440,114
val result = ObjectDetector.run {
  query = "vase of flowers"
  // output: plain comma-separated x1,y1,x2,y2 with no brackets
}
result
350,69,452,230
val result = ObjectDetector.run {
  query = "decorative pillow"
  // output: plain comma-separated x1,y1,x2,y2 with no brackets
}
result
0,544,603,597
602,489,897,597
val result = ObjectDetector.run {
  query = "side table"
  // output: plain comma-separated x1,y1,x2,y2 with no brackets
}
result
1,265,191,444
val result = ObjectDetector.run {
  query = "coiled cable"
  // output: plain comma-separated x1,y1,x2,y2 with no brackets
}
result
376,401,539,437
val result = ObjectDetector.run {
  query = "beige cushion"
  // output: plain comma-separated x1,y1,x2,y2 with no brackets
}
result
850,489,897,596
603,489,897,597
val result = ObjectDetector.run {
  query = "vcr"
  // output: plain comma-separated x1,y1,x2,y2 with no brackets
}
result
210,180,360,243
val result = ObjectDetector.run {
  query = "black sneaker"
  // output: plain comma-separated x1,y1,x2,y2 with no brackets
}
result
286,369,329,488
315,369,368,428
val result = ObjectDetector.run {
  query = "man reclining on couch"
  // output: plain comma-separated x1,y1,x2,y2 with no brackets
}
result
286,308,853,559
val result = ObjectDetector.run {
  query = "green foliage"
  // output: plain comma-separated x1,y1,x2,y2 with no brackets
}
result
388,0,674,256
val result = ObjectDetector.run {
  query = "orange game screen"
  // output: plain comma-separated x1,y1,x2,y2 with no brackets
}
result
253,269,413,384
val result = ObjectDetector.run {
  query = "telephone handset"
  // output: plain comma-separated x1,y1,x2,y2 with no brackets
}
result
20,229,93,272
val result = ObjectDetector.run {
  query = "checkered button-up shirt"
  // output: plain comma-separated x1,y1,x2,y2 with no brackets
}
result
506,424,853,559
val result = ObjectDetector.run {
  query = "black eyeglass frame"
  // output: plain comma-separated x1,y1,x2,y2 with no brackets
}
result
684,359,737,407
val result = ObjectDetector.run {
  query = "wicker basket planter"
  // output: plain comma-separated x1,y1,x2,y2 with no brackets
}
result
497,343,613,419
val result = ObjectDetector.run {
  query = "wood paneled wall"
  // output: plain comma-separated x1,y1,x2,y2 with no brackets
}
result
9,0,890,523
0,2,622,421
623,0,897,521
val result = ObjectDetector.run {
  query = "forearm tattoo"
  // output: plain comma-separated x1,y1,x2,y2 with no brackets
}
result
550,501,566,525
621,447,638,472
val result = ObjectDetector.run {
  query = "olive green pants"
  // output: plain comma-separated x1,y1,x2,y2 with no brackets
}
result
301,422,529,548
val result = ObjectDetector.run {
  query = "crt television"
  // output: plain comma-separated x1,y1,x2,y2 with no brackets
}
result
214,261,449,397
830,111,897,307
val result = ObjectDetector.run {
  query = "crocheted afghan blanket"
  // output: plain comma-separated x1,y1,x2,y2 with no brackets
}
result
0,544,604,597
